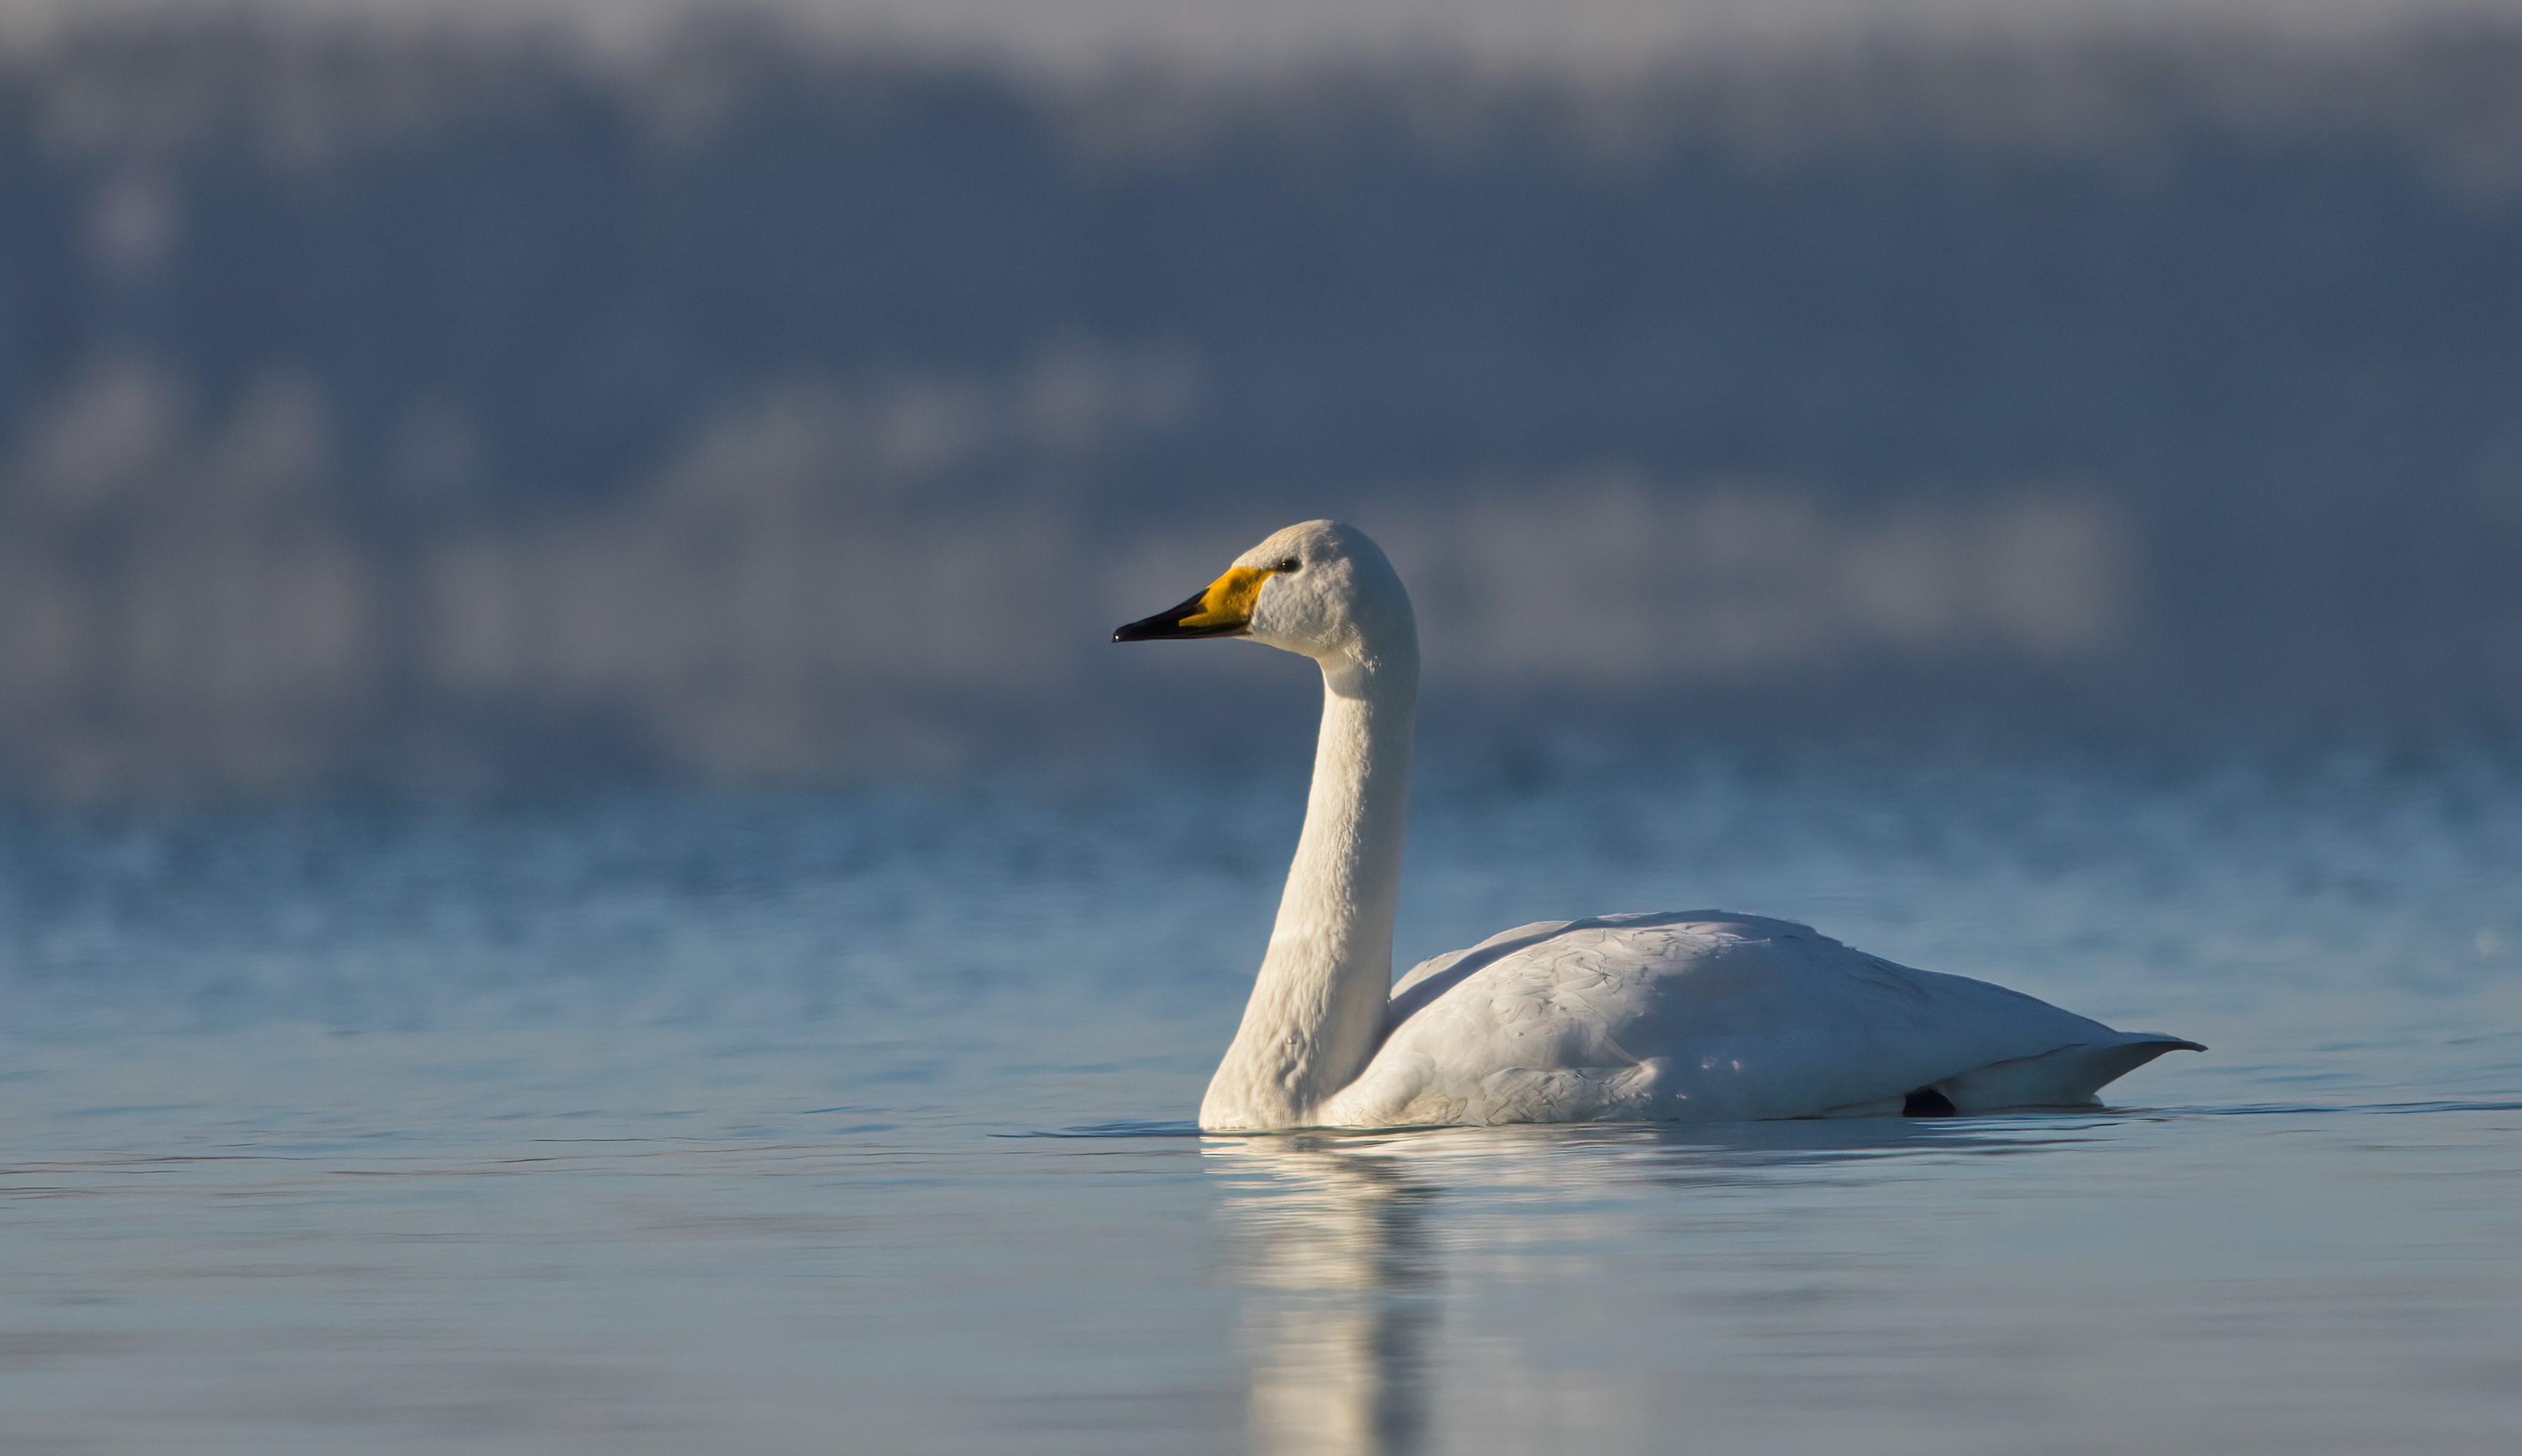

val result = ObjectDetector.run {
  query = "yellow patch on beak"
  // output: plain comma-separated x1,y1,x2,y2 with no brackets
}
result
1176,565,1277,633
1114,562,1287,642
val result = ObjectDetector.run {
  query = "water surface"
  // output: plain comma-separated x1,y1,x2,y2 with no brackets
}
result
2,743,2518,1453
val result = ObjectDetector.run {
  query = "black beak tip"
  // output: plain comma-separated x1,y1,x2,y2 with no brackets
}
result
1114,590,1225,643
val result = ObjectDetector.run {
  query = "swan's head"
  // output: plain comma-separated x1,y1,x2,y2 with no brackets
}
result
1114,520,1417,678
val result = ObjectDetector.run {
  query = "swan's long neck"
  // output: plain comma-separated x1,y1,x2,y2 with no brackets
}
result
1201,651,1417,1131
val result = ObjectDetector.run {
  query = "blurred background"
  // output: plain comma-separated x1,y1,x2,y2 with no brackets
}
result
7,10,2522,1453
1,0,2518,799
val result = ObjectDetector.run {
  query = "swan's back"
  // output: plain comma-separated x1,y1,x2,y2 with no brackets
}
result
1318,911,2199,1127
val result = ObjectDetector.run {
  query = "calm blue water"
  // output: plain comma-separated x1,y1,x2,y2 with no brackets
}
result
2,741,2519,1454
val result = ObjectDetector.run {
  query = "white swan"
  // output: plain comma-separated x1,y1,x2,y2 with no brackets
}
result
1117,519,2201,1131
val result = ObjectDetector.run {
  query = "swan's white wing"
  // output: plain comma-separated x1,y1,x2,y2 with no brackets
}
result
1321,911,2197,1127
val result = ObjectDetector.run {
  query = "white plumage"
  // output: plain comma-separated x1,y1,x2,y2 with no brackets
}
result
1116,520,2199,1132
1336,911,2197,1126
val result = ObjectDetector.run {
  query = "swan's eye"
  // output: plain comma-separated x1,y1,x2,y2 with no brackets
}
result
1274,557,1300,573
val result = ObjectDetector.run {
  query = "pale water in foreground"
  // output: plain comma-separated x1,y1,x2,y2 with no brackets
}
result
1,743,2518,1454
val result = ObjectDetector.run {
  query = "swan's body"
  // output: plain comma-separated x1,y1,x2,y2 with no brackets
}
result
1336,911,2197,1125
1117,520,2200,1132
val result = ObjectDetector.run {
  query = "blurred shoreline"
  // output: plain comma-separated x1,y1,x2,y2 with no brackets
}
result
0,11,2518,798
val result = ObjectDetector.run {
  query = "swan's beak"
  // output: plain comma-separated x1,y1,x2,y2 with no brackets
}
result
1114,565,1274,642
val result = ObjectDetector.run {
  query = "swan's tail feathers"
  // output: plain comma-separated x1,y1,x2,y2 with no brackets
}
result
1934,1034,2206,1113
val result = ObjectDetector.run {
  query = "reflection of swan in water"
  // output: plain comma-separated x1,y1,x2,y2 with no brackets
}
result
1204,1136,1440,1456
1118,521,2202,1132
1203,1119,2088,1455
